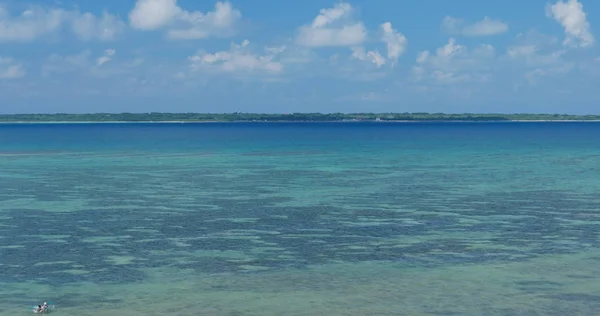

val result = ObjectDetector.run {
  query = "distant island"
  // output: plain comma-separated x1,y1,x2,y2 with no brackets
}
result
1,112,600,123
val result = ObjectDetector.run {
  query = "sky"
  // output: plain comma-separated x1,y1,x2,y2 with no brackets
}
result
0,0,599,114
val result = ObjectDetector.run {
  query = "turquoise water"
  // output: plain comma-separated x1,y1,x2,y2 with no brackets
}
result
1,122,600,315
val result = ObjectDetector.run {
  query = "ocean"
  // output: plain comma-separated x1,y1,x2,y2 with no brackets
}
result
1,122,600,315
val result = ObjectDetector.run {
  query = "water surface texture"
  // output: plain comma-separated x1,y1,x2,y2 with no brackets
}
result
1,122,600,315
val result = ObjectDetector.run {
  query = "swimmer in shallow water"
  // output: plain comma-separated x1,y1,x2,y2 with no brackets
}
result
34,302,48,313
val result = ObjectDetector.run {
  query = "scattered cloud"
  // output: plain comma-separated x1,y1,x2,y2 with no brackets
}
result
546,0,594,48
507,33,564,66
128,0,241,40
40,49,139,79
336,91,393,102
0,57,25,79
1,0,600,112
381,22,408,64
351,47,385,67
296,3,366,47
0,5,63,42
506,30,574,83
71,11,125,41
412,38,496,85
349,22,407,68
97,49,116,66
128,0,179,30
0,4,124,42
442,16,508,37
329,45,393,81
188,40,284,74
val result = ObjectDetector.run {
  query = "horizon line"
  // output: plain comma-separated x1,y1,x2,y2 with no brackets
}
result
2,112,600,116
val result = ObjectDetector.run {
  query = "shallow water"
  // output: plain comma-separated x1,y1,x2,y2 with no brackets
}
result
1,122,600,315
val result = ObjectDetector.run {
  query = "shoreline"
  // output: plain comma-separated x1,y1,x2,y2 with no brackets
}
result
2,119,600,124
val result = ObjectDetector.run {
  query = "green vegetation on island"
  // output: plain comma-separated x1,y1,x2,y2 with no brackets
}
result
1,112,600,122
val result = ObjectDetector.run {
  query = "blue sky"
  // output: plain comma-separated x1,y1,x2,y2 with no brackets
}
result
0,0,599,114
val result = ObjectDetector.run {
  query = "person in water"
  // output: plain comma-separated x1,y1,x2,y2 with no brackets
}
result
34,302,48,313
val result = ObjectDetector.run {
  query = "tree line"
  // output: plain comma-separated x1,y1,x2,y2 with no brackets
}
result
1,112,599,122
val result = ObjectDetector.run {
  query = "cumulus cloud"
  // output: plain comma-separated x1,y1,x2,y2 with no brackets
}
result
296,3,366,47
0,4,124,42
128,0,241,40
350,22,407,68
0,57,25,79
442,16,508,37
188,40,284,74
129,0,179,30
546,0,594,48
351,47,385,67
381,22,407,63
412,38,496,84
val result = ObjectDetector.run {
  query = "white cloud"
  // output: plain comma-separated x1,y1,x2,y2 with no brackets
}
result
506,31,565,66
312,3,351,28
188,40,284,74
507,44,565,66
546,0,594,48
278,47,320,66
129,0,241,40
71,11,125,41
349,22,407,68
381,22,407,63
296,3,366,47
97,49,116,66
442,16,508,36
506,30,573,82
436,38,466,57
265,45,286,55
0,4,124,42
129,0,179,30
0,5,64,41
0,57,25,79
41,50,134,79
169,2,241,39
412,38,496,85
351,47,385,67
507,45,538,58
416,51,429,63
